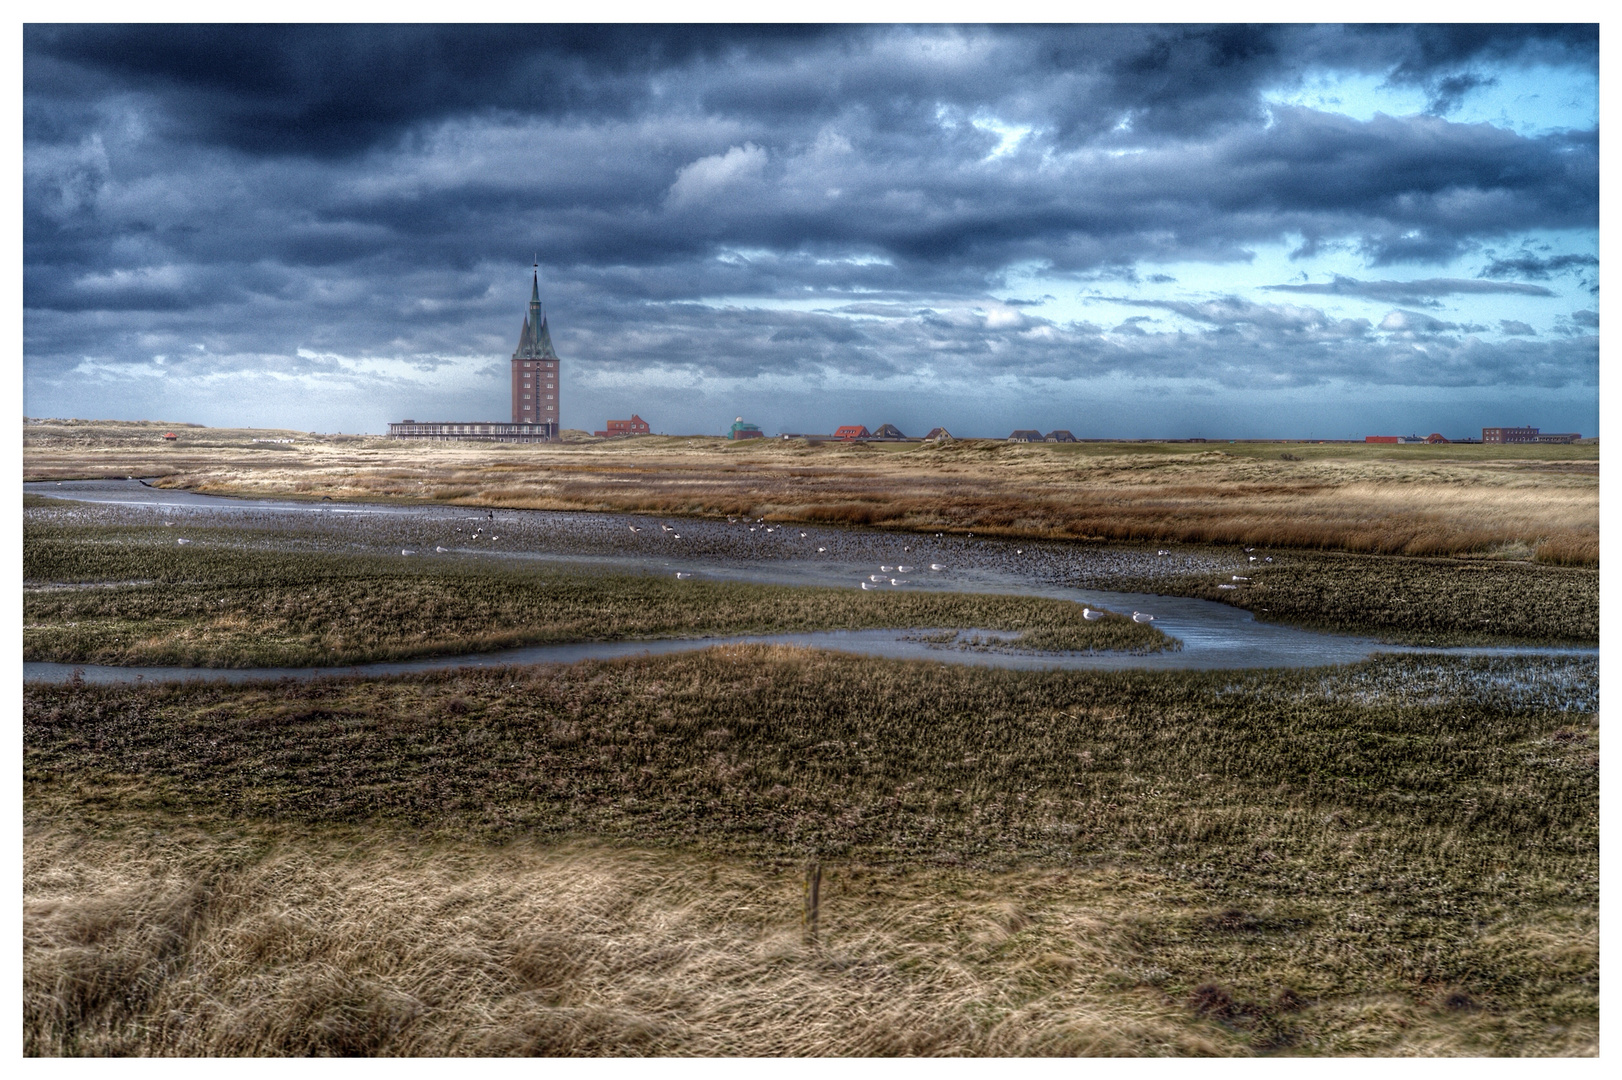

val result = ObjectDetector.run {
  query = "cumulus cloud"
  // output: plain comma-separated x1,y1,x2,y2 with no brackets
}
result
1499,319,1536,336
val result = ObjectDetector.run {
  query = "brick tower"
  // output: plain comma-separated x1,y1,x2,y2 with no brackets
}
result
511,262,560,432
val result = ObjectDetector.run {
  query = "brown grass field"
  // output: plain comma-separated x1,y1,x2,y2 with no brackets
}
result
24,650,1599,1056
23,419,1599,566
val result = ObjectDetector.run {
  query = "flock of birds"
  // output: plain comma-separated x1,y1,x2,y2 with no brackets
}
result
319,508,1285,632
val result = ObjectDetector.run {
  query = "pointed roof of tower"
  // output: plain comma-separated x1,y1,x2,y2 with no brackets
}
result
534,311,558,360
512,262,561,361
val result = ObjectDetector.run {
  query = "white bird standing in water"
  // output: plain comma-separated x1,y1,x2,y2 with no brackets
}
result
929,563,945,571
897,565,914,573
675,572,691,579
1082,607,1104,620
629,525,641,533
861,581,879,590
817,547,826,553
1132,611,1155,623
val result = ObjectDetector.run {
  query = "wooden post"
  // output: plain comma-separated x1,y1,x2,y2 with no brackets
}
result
804,861,822,945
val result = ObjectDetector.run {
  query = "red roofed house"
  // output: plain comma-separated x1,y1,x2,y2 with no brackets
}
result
594,414,650,438
834,425,871,439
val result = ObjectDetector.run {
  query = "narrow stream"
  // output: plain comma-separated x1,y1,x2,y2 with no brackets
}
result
25,479,1594,684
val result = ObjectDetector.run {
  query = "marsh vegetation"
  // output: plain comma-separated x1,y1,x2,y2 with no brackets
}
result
23,522,1166,667
24,420,1598,566
25,651,1597,1055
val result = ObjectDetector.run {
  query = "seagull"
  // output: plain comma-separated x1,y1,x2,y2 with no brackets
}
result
1082,607,1104,620
1132,611,1155,623
436,546,447,553
897,565,914,573
1016,549,1023,555
629,525,642,533
661,524,674,532
869,574,886,582
1218,584,1238,590
929,563,945,571
176,538,192,545
1157,549,1170,556
675,572,692,579
1232,575,1250,582
800,532,807,538
672,534,680,539
881,565,895,572
861,581,879,590
1264,557,1273,563
401,549,415,556
1249,556,1259,562
163,521,174,527
817,546,826,553
890,578,906,586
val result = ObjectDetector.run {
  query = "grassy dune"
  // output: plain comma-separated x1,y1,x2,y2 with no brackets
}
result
24,650,1598,1055
23,420,1598,565
23,524,1166,667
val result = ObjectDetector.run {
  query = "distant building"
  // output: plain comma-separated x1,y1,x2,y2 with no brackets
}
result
389,421,557,443
511,262,560,435
924,427,952,440
730,418,764,440
1007,429,1043,442
392,263,561,443
1045,430,1076,443
1365,435,1399,443
1425,433,1450,444
834,425,871,439
162,432,177,441
871,423,906,439
1483,426,1581,443
594,414,650,438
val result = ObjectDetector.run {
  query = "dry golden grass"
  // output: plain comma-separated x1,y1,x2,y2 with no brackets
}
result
25,819,1595,1057
23,420,1598,565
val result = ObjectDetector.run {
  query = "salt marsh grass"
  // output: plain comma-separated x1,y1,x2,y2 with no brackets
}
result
24,651,1597,1055
23,524,1166,666
24,421,1598,565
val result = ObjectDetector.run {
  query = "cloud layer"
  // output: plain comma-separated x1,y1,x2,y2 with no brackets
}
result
24,24,1598,435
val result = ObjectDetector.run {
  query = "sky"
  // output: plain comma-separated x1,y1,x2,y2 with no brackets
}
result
22,23,1599,439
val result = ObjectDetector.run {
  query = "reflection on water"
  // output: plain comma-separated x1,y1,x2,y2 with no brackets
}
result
24,479,1595,685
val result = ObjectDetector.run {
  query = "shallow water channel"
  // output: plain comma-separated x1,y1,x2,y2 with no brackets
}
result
24,479,1593,684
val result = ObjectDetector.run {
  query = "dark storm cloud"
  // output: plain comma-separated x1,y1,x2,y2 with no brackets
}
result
22,23,1599,410
1478,252,1599,280
1264,275,1555,303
